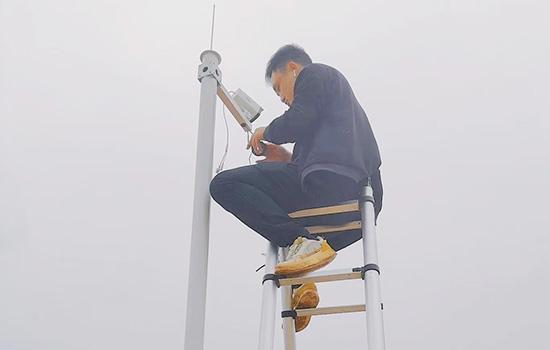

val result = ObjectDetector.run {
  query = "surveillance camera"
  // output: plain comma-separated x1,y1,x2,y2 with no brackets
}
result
233,89,263,123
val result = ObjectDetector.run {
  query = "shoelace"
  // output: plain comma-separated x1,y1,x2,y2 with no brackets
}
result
287,238,323,262
286,238,304,261
292,288,310,310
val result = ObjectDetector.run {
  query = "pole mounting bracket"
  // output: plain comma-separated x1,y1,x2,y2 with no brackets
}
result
198,62,222,82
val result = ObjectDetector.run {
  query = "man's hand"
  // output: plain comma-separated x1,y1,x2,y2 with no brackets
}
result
247,127,292,163
247,127,266,155
256,144,292,163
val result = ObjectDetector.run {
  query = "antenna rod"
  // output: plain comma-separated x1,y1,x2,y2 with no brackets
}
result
210,4,216,50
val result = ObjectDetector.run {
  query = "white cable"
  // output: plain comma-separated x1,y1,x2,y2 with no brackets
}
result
247,131,253,165
215,104,230,173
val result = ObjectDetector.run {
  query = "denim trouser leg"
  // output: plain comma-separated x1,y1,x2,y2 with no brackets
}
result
209,162,364,249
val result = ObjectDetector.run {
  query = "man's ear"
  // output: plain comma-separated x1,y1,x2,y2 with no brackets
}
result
287,61,298,73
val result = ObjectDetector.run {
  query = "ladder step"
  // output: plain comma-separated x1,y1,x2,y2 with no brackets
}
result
279,268,362,286
288,201,359,219
296,304,366,317
305,220,361,235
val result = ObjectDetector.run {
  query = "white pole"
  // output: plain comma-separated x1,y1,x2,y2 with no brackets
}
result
184,50,221,350
361,184,386,350
257,242,279,350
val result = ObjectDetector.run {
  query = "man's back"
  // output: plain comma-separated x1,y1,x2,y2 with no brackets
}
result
264,63,382,211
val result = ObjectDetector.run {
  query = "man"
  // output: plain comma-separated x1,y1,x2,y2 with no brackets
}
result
210,44,383,331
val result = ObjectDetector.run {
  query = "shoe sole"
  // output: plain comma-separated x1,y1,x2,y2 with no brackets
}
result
292,286,319,309
292,285,320,332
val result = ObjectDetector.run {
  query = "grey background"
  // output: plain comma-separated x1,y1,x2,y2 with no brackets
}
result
1,0,549,349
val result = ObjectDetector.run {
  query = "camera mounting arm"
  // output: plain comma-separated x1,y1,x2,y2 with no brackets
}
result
197,50,261,133
217,84,252,132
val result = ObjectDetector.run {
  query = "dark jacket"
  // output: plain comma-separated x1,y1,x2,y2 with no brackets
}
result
264,63,382,212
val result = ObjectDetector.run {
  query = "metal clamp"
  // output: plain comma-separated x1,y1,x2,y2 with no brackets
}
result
197,62,222,82
353,264,380,279
281,310,297,319
262,273,283,287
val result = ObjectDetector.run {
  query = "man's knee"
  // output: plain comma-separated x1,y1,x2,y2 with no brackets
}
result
209,171,231,202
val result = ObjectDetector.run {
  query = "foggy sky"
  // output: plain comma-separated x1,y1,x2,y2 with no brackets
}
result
1,1,549,349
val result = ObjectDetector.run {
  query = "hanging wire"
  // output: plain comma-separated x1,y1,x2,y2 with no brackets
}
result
247,131,254,165
215,104,230,173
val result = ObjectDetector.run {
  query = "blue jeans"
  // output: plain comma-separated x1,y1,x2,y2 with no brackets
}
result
210,162,382,251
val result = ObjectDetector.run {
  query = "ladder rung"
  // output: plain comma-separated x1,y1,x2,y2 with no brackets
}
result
288,201,359,219
305,220,361,235
296,304,366,317
279,268,362,286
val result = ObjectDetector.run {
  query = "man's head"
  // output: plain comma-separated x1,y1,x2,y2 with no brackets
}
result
265,44,312,106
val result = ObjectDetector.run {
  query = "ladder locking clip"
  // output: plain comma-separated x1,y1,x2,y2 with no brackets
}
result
353,264,380,279
262,273,284,287
281,310,297,319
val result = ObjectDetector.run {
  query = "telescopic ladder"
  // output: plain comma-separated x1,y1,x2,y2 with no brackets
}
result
257,182,386,350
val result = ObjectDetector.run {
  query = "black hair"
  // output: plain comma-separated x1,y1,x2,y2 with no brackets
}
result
265,44,313,84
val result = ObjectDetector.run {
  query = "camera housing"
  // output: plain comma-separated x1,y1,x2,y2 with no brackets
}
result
232,89,263,123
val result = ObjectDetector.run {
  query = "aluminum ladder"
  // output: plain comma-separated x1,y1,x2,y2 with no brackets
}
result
257,182,386,350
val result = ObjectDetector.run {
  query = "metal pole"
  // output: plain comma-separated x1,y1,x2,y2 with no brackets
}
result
360,184,386,350
184,50,221,350
257,242,279,350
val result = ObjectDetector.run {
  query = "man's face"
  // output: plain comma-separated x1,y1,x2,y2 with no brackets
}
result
271,64,298,106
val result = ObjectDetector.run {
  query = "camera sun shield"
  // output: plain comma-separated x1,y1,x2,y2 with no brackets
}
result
233,88,264,123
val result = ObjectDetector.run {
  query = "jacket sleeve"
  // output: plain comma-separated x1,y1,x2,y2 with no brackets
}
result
263,66,327,144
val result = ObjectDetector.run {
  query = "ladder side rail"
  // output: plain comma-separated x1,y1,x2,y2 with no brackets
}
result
258,243,279,350
279,247,297,350
281,285,297,350
360,184,386,350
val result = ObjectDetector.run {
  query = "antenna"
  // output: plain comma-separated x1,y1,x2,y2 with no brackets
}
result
210,4,216,50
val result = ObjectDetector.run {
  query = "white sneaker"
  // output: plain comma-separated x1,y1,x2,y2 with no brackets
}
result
285,237,323,261
275,237,336,276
